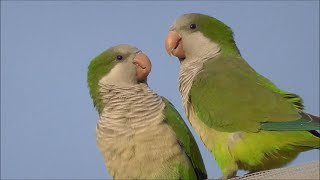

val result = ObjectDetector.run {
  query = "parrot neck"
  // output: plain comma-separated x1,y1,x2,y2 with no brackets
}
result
97,82,164,135
179,49,220,111
179,31,221,109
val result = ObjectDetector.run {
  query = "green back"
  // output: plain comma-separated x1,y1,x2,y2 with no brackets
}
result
162,97,207,179
190,55,306,132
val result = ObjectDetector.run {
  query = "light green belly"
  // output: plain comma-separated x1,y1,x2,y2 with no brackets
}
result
187,105,312,176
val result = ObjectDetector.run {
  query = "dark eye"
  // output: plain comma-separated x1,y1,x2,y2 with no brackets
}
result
190,23,197,29
116,55,123,61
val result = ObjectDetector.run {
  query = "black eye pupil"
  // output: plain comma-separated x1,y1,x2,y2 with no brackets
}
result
190,23,197,29
116,55,123,60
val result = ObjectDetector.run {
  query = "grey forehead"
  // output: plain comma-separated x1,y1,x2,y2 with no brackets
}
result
173,13,200,26
110,44,140,54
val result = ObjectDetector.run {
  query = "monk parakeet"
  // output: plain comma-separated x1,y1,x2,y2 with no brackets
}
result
87,44,207,179
165,13,320,178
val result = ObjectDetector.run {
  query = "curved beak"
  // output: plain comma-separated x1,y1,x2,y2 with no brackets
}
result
165,30,186,60
133,52,152,82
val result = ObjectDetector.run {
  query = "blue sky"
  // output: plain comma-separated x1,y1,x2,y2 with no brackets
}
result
1,1,319,179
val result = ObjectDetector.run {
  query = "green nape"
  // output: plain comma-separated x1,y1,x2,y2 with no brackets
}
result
87,50,116,114
162,97,207,180
193,13,241,56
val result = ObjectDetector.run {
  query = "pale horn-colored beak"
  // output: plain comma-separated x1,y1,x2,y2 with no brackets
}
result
133,52,152,82
165,30,186,60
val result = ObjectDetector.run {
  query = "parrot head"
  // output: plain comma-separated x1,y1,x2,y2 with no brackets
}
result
165,13,240,61
87,44,152,113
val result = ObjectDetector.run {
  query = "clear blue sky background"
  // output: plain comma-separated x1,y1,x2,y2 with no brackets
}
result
1,1,319,179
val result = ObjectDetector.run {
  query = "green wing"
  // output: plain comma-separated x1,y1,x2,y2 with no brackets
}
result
190,55,319,132
261,111,320,131
162,97,207,180
246,63,305,110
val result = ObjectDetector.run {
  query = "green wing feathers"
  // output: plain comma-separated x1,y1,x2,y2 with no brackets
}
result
248,65,319,131
190,55,318,132
162,97,207,180
280,93,304,110
261,111,320,131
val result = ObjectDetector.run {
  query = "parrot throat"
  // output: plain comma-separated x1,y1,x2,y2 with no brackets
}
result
97,82,164,136
179,48,220,114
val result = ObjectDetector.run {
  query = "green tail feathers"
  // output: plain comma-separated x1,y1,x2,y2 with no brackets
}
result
309,130,320,138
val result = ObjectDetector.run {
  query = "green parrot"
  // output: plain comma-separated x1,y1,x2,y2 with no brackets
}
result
87,44,207,179
165,13,320,178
